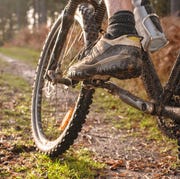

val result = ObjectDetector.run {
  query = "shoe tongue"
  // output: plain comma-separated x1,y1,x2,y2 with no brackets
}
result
127,36,141,43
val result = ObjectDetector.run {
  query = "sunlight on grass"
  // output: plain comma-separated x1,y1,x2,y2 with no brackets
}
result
93,88,178,150
0,73,30,91
26,149,104,179
0,46,39,67
0,47,179,177
0,63,105,178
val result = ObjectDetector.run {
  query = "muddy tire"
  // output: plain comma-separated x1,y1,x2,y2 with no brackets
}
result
31,4,98,157
157,95,180,139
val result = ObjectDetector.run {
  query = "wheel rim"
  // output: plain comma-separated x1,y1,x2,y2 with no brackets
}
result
33,14,85,142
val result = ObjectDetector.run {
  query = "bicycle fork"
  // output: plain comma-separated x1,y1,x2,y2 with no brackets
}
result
44,0,85,82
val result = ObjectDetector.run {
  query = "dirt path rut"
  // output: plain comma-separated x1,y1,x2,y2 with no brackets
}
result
1,52,180,178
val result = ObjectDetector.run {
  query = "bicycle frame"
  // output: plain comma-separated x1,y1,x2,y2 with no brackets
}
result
31,0,180,157
55,0,180,120
74,0,179,121
86,50,180,121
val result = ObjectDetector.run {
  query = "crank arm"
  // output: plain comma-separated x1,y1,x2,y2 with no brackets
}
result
87,80,180,121
160,106,180,123
86,80,155,114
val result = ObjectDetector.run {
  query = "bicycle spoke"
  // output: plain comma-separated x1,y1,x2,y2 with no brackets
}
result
31,3,97,156
63,30,83,60
62,21,76,60
60,22,83,61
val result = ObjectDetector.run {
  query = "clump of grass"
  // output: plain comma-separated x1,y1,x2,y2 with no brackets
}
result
0,61,105,178
26,149,104,179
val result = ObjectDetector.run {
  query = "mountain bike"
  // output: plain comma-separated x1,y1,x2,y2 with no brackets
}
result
31,0,180,157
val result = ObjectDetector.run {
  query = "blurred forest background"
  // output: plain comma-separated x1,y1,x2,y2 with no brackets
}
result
0,0,65,44
0,0,179,44
0,1,179,177
0,0,179,76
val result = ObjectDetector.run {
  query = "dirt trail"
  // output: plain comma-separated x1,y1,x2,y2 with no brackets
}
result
77,112,180,178
1,53,180,178
0,53,35,84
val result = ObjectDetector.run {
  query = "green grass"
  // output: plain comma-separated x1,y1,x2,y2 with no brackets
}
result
0,46,39,67
93,87,179,169
0,46,179,177
0,72,30,91
26,149,104,179
93,88,144,129
93,88,177,144
0,59,105,178
1,149,104,179
6,148,104,179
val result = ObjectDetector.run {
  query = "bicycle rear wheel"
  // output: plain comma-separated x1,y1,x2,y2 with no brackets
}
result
157,96,180,139
31,4,98,157
157,54,180,139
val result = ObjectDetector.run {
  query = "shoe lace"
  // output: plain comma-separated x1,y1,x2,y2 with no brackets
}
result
63,30,105,76
81,36,103,59
62,37,100,76
76,29,105,61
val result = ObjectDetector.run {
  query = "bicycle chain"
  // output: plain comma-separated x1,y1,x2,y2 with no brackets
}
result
173,95,180,106
157,93,180,139
157,117,180,139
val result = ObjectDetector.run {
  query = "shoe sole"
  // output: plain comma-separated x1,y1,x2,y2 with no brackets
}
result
68,54,142,80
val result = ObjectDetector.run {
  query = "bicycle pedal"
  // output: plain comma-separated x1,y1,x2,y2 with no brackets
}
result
83,78,107,88
47,70,56,80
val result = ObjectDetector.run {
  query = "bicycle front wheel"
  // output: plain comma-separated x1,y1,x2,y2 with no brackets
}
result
31,4,98,157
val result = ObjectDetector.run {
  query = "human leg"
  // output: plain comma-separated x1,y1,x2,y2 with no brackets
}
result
67,0,142,80
104,0,133,17
104,0,137,39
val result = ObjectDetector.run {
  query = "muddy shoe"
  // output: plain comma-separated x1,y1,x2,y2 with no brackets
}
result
67,35,142,80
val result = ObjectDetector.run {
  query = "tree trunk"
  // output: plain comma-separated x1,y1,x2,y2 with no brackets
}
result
171,0,180,16
33,0,40,27
33,0,47,26
39,0,47,24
